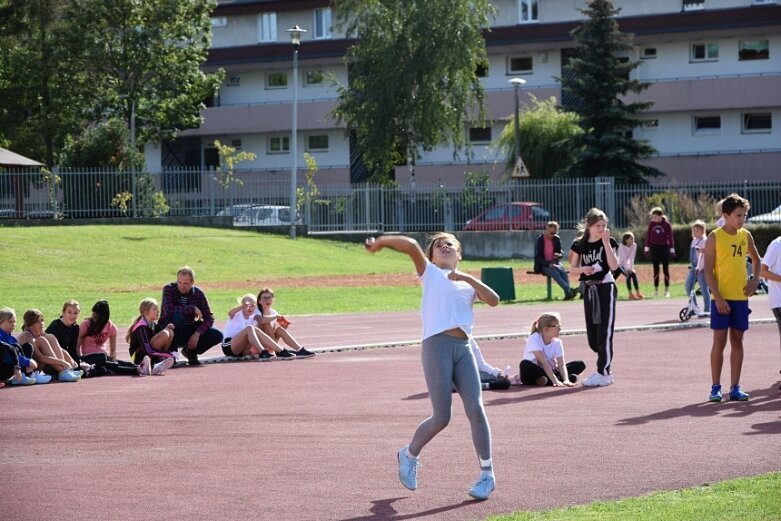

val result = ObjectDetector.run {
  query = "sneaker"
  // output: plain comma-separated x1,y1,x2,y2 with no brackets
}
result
664,290,671,298
10,373,36,385
32,371,52,384
397,447,419,491
468,474,495,500
276,349,296,360
182,348,201,366
152,357,175,375
563,288,577,301
295,347,317,359
138,356,152,376
58,369,81,382
259,350,276,362
628,293,638,300
729,385,750,401
581,372,612,387
697,312,710,318
709,384,723,402
654,289,659,298
636,292,645,300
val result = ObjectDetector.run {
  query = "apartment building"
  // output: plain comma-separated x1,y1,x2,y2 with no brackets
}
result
146,0,781,185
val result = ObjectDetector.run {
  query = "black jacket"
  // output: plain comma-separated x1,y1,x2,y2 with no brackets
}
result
534,233,563,273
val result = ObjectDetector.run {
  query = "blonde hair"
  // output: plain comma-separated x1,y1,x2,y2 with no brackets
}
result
238,293,256,305
125,298,159,343
576,208,609,244
61,299,80,313
424,232,461,261
691,220,706,233
177,266,195,280
0,307,16,324
546,221,560,231
22,309,44,330
530,312,561,336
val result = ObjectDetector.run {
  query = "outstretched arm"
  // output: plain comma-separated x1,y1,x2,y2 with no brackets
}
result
365,235,427,276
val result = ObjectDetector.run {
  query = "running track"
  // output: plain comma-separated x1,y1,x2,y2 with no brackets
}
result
2,296,779,521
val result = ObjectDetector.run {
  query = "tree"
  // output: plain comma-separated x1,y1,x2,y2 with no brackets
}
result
494,95,582,179
331,0,494,183
65,0,223,146
561,0,661,183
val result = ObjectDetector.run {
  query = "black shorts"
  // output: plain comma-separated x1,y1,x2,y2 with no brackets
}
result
221,338,234,357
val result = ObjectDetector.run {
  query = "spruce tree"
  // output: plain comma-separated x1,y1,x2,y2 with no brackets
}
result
562,0,661,183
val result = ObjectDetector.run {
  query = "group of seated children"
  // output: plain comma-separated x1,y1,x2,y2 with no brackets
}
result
0,287,314,387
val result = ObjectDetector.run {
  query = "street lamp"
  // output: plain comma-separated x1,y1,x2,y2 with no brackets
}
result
509,77,529,178
286,24,306,239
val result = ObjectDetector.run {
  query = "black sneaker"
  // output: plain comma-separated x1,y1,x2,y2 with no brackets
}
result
295,347,316,359
276,349,296,360
182,348,201,366
259,351,276,362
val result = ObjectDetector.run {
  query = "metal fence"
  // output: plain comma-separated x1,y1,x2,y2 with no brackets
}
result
1,167,779,231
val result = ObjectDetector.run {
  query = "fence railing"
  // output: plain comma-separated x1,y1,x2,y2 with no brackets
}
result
0,167,779,231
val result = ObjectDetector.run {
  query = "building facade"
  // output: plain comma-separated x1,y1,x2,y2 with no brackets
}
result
145,0,781,185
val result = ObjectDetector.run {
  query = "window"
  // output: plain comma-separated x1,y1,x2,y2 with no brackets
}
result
682,1,705,10
307,135,329,151
753,0,775,4
518,0,539,22
694,115,721,134
266,72,287,89
211,17,227,28
739,40,769,60
690,43,718,62
231,139,242,150
305,70,325,86
314,8,332,39
508,56,533,74
257,12,277,43
268,136,290,153
476,62,489,78
641,47,657,59
469,127,492,143
225,75,240,87
644,119,660,129
742,112,772,133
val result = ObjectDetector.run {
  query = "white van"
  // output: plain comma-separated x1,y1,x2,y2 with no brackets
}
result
235,205,299,226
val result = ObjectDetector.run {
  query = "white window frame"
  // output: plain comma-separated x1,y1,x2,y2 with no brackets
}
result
314,8,332,39
518,0,539,23
306,134,329,152
268,136,290,154
741,112,772,134
682,1,705,11
211,17,227,28
507,55,533,74
304,69,325,87
752,0,775,5
639,119,659,131
640,47,657,60
690,42,719,62
225,74,240,87
257,12,277,43
266,71,288,89
693,115,721,135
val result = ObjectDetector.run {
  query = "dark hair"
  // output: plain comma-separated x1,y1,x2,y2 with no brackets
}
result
621,231,634,245
721,193,750,215
86,300,110,337
257,287,275,316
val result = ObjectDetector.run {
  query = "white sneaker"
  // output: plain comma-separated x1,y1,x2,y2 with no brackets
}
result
582,372,612,387
32,371,52,384
664,290,670,298
152,357,175,375
138,356,152,376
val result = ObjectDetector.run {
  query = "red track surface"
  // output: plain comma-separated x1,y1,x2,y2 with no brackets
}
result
2,296,779,521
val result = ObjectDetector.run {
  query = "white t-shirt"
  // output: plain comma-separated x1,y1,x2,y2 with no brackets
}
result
762,237,781,309
471,338,499,376
420,261,475,341
617,243,636,271
223,308,260,338
522,332,564,372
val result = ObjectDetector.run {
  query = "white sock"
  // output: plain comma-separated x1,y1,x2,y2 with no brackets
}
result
405,447,418,460
479,458,494,478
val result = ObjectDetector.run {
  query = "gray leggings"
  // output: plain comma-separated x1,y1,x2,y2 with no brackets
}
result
409,333,492,463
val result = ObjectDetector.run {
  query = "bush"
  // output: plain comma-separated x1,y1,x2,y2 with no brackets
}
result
624,191,718,227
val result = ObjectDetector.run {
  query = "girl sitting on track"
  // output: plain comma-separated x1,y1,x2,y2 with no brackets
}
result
78,300,147,377
519,312,584,387
17,309,82,382
256,287,316,359
222,293,291,361
126,298,176,375
45,299,82,363
365,232,500,500
0,307,42,385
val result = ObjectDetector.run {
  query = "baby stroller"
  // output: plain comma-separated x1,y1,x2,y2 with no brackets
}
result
679,289,703,322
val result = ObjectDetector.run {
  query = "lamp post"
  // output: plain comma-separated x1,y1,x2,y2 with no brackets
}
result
509,77,528,177
286,24,306,239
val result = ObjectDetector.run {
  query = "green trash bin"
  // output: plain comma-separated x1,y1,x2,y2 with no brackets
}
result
480,267,516,301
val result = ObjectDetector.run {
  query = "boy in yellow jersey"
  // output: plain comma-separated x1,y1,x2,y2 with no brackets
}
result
703,193,761,402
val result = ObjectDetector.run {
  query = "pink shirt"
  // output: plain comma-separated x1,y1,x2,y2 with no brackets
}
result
79,320,118,356
543,235,555,262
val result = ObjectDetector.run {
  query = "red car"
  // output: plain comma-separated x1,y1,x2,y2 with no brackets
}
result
463,202,551,231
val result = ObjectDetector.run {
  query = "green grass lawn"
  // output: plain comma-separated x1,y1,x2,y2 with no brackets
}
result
2,224,690,325
487,472,781,521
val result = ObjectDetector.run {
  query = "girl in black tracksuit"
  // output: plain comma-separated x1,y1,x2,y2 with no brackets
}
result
570,208,619,387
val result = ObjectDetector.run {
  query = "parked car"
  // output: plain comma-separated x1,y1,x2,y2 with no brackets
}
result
748,204,781,224
463,202,551,231
235,205,299,227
